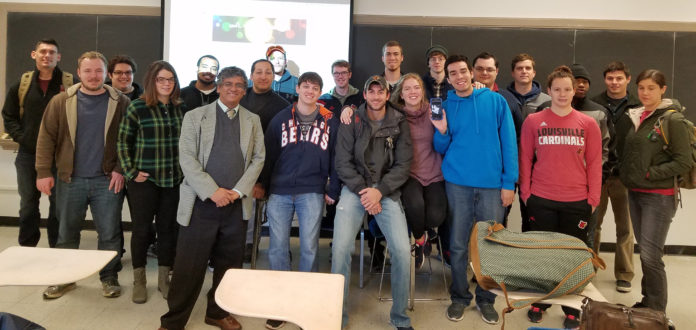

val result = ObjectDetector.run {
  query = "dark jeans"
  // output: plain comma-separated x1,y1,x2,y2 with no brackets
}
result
401,178,446,239
55,176,124,280
161,198,246,330
126,180,179,268
446,182,504,306
14,151,58,247
526,194,592,317
628,191,675,312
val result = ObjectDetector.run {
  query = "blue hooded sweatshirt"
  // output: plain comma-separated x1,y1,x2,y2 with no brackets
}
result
272,71,299,103
433,88,518,190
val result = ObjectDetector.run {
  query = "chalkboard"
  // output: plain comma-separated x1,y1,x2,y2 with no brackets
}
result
350,24,696,122
6,12,161,91
6,13,696,121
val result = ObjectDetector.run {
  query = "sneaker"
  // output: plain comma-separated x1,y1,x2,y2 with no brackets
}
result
413,244,424,270
616,280,632,293
527,306,543,323
668,318,675,330
43,282,76,299
446,302,467,322
477,303,499,324
101,278,122,298
563,314,580,329
396,327,414,330
265,319,286,329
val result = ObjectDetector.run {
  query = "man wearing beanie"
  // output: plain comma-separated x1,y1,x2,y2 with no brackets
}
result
423,44,453,100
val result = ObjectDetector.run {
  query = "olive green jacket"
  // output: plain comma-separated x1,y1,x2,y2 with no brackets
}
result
618,99,692,189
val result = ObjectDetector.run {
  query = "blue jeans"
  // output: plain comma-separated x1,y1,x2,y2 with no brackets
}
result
331,186,411,328
15,151,58,247
446,182,504,306
56,176,124,280
628,191,675,312
267,193,324,272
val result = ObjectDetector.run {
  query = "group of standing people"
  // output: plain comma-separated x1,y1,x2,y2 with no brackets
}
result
1,38,690,330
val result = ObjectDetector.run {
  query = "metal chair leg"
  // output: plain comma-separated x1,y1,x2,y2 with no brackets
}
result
409,234,450,303
359,226,365,288
359,214,369,289
250,199,265,269
438,235,448,295
378,243,389,301
376,231,450,306
409,236,415,310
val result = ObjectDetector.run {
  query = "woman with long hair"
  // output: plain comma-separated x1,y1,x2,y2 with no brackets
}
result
519,65,602,329
617,69,690,320
117,60,184,303
390,73,447,269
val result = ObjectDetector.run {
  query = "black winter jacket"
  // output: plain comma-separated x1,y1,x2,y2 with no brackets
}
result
1,67,75,153
618,99,692,190
180,80,219,113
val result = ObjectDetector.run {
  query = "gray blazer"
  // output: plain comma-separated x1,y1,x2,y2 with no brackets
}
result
177,101,265,226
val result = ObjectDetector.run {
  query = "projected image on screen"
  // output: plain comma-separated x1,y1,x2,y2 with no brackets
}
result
164,0,351,92
213,16,307,45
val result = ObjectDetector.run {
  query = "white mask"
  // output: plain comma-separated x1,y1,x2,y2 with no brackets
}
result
267,51,286,75
197,57,219,75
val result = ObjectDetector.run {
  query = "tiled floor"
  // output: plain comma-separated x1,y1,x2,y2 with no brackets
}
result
0,226,693,330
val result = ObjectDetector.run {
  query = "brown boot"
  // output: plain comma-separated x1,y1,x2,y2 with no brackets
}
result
132,267,147,303
158,266,171,299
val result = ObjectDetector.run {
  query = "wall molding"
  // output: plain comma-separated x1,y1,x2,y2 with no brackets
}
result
353,15,696,32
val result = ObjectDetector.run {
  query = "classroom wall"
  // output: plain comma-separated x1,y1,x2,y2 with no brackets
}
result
353,0,696,23
6,0,696,22
1,0,695,245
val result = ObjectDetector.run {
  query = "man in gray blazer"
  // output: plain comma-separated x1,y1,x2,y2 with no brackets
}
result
160,67,265,330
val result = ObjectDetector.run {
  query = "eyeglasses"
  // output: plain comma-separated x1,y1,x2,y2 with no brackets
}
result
332,71,350,77
474,67,497,73
221,82,246,89
156,77,177,84
112,70,133,76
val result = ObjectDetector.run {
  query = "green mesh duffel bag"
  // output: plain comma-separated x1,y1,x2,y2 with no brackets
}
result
469,221,606,313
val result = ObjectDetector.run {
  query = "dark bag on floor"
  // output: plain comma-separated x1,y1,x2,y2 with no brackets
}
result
580,298,669,329
0,312,45,330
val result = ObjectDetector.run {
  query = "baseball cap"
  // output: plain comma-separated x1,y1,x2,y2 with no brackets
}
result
363,75,388,92
266,45,286,58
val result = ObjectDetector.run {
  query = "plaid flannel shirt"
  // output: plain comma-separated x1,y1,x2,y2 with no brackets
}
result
117,98,184,187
